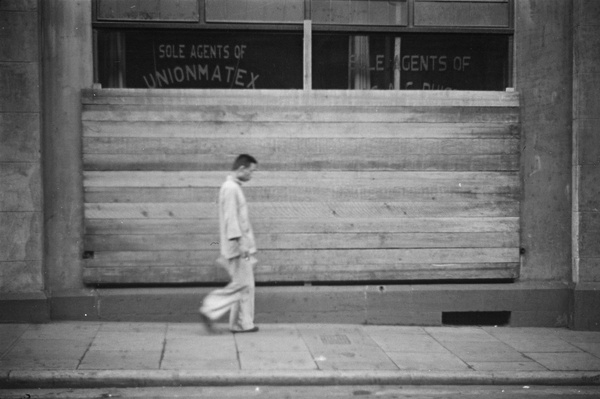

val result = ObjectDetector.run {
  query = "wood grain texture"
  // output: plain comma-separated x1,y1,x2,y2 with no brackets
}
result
83,264,519,284
82,105,519,123
84,231,518,251
83,137,518,156
83,153,519,171
81,89,521,284
81,88,520,107
85,217,519,235
83,121,519,139
83,248,519,267
83,247,519,283
84,186,519,204
84,201,519,219
84,170,518,189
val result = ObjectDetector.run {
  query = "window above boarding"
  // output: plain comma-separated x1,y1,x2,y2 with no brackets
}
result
96,29,510,90
93,0,513,91
313,33,510,90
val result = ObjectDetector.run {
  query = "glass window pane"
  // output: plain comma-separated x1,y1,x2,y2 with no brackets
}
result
97,0,200,22
400,34,509,90
311,0,408,26
96,31,126,88
313,33,509,90
312,34,349,89
414,1,509,27
205,0,304,23
97,30,303,89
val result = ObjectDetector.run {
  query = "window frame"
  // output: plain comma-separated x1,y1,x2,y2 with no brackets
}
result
92,0,514,90
92,0,514,33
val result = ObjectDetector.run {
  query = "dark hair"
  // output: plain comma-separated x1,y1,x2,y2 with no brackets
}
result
232,154,258,170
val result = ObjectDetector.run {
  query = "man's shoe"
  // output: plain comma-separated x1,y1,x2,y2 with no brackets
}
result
231,326,259,333
199,311,215,333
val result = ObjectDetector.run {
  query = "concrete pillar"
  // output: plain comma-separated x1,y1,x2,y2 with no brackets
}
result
0,0,47,321
572,0,600,330
515,0,573,282
41,1,93,301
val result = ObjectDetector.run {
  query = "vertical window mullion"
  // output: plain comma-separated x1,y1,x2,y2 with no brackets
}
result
304,19,312,90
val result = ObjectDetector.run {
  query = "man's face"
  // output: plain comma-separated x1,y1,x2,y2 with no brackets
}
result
237,163,257,182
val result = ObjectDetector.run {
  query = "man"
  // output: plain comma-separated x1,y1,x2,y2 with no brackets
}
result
199,154,259,333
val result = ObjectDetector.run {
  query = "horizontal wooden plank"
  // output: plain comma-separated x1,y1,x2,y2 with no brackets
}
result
265,247,519,266
83,170,518,189
83,121,519,139
83,170,521,203
82,247,520,283
257,263,520,281
83,153,519,172
83,138,519,160
84,231,518,251
84,187,519,204
82,105,519,124
81,89,520,108
83,262,519,284
84,263,230,284
84,201,519,219
84,248,519,268
85,217,520,235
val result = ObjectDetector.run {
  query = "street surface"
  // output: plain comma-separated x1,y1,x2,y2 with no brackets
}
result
2,322,600,396
2,385,600,398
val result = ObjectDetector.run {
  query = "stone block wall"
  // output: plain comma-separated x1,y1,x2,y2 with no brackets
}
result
0,1,44,294
574,0,600,283
573,0,600,330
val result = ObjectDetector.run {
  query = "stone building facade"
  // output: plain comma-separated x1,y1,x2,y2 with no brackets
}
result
0,0,598,329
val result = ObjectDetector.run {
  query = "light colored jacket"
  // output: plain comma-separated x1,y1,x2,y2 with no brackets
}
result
218,175,257,259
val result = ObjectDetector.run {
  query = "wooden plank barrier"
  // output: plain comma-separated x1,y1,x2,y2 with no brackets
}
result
81,89,520,284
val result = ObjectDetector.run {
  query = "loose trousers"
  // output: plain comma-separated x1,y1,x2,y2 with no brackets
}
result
200,256,256,331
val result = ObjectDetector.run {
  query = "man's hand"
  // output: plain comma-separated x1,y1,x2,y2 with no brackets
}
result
232,238,249,259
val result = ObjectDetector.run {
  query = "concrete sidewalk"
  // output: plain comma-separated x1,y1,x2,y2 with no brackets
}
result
1,322,600,388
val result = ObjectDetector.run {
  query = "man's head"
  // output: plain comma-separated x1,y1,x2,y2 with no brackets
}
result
232,154,258,182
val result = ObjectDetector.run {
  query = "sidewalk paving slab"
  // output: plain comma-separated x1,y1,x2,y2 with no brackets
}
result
466,361,548,372
525,352,600,372
0,322,600,388
387,351,471,371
